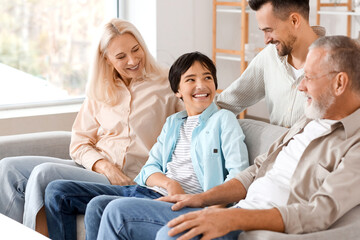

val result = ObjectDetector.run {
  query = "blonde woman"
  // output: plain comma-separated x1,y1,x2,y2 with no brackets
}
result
0,18,183,235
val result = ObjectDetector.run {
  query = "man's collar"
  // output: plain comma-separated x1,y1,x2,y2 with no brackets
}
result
311,26,326,37
304,108,360,139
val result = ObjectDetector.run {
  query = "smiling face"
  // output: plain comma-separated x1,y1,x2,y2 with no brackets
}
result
105,33,145,83
303,82,335,120
175,61,216,116
256,2,297,56
298,48,337,119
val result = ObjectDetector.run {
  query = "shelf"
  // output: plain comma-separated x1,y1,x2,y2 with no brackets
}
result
316,0,353,36
215,1,244,7
317,10,360,16
216,8,250,14
216,55,242,61
213,0,248,119
213,0,248,73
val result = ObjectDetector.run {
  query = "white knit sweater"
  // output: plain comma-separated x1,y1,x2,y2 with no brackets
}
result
215,27,325,128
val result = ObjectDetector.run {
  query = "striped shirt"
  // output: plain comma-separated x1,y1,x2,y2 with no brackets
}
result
151,115,203,196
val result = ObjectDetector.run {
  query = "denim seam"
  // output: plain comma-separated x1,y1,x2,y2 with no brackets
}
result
117,218,168,238
57,194,69,239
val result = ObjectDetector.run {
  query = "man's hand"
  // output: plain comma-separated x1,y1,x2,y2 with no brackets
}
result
168,208,285,240
92,159,134,185
167,208,235,240
157,193,206,211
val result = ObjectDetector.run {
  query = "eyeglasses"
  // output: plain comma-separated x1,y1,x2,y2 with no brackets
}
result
302,71,340,82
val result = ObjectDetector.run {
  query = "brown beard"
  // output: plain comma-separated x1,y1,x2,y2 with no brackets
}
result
277,34,297,56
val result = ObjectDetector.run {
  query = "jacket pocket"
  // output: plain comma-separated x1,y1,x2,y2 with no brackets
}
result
315,164,330,185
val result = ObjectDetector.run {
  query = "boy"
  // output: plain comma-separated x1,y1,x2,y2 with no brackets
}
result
44,52,249,240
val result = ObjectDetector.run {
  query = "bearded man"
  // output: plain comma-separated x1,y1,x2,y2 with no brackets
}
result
216,0,325,128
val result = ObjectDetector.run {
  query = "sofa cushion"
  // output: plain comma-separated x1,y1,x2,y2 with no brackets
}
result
238,119,287,165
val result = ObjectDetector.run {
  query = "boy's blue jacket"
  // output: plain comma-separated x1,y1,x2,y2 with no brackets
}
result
134,102,249,191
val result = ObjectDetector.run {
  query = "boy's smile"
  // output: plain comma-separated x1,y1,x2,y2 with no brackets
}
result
176,61,216,116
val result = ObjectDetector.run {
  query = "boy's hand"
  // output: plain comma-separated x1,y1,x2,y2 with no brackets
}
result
146,173,186,195
165,180,186,196
157,193,206,211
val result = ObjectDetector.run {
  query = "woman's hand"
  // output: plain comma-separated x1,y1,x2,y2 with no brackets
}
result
92,159,134,185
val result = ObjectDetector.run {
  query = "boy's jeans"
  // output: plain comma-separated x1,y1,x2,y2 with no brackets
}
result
45,181,161,240
97,197,242,240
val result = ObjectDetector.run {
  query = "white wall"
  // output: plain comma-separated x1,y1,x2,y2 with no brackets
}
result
122,0,157,57
2,1,359,136
156,0,212,67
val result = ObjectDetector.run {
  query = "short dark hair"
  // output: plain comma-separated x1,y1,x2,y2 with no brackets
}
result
310,36,360,93
168,51,218,93
248,0,310,21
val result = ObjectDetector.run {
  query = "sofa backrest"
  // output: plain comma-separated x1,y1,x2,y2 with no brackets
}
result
238,119,287,165
0,120,286,166
0,131,71,160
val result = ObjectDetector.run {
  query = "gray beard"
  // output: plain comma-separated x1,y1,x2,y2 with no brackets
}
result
304,91,335,119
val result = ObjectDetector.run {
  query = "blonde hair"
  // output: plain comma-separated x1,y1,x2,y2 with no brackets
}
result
86,19,165,105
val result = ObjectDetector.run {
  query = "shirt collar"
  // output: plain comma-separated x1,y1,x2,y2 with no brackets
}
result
114,76,145,87
312,26,326,37
302,108,360,139
338,108,360,139
176,102,218,122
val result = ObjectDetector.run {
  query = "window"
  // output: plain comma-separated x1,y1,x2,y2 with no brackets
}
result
0,0,118,109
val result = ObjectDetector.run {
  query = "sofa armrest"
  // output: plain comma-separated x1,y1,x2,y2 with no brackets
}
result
238,204,360,240
0,131,71,160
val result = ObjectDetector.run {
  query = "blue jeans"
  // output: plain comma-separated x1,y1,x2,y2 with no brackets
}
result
0,156,109,229
44,180,162,240
97,198,242,240
85,186,162,240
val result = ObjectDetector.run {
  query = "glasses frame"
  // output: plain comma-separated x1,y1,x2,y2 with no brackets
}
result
303,71,340,82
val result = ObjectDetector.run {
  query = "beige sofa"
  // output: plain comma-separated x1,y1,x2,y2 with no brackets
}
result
1,119,360,239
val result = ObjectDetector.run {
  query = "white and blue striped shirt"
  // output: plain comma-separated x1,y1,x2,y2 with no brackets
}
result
151,115,203,196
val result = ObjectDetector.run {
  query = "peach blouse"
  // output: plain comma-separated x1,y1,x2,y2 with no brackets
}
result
70,75,183,179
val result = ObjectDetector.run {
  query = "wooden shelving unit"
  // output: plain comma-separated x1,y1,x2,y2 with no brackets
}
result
212,0,249,74
316,0,353,36
212,0,249,119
